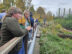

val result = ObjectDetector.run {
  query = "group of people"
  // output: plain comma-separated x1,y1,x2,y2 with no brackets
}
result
0,7,36,54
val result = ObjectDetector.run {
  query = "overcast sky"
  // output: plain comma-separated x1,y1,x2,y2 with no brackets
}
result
32,0,72,15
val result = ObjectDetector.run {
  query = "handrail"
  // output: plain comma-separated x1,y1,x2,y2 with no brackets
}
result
0,34,28,54
28,26,38,54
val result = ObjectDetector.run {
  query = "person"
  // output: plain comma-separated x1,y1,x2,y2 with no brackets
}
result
24,10,32,41
30,12,34,27
24,10,31,29
0,7,29,54
35,18,39,25
0,9,6,28
30,12,34,38
0,9,6,19
43,18,46,25
17,9,30,54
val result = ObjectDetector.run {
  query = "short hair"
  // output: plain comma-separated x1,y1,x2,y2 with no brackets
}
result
7,7,22,17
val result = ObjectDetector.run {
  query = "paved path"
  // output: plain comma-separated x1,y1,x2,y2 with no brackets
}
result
33,38,40,54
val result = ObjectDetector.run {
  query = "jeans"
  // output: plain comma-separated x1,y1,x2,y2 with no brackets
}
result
28,30,32,40
18,37,25,54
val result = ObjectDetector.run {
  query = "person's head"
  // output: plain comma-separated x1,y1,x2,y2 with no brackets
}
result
7,7,22,20
2,9,6,13
30,12,33,17
24,10,30,18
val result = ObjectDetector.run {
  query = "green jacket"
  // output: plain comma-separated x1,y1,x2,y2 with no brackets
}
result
0,17,28,53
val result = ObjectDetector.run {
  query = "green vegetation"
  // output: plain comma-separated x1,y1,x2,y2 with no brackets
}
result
54,16,72,30
40,20,72,54
40,33,72,54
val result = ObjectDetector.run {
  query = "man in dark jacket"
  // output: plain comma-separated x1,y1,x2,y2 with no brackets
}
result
0,7,29,54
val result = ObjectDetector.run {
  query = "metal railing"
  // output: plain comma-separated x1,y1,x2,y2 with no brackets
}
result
28,26,38,54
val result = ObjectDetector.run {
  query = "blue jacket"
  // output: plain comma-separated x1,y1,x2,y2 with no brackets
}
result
30,12,34,27
30,16,34,27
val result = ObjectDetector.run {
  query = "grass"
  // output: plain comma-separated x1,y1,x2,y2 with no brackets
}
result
40,21,72,54
40,33,72,54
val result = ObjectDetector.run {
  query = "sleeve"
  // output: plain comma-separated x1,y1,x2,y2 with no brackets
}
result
6,18,28,37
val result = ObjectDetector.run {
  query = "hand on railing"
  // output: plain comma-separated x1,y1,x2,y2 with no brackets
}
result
26,26,31,31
